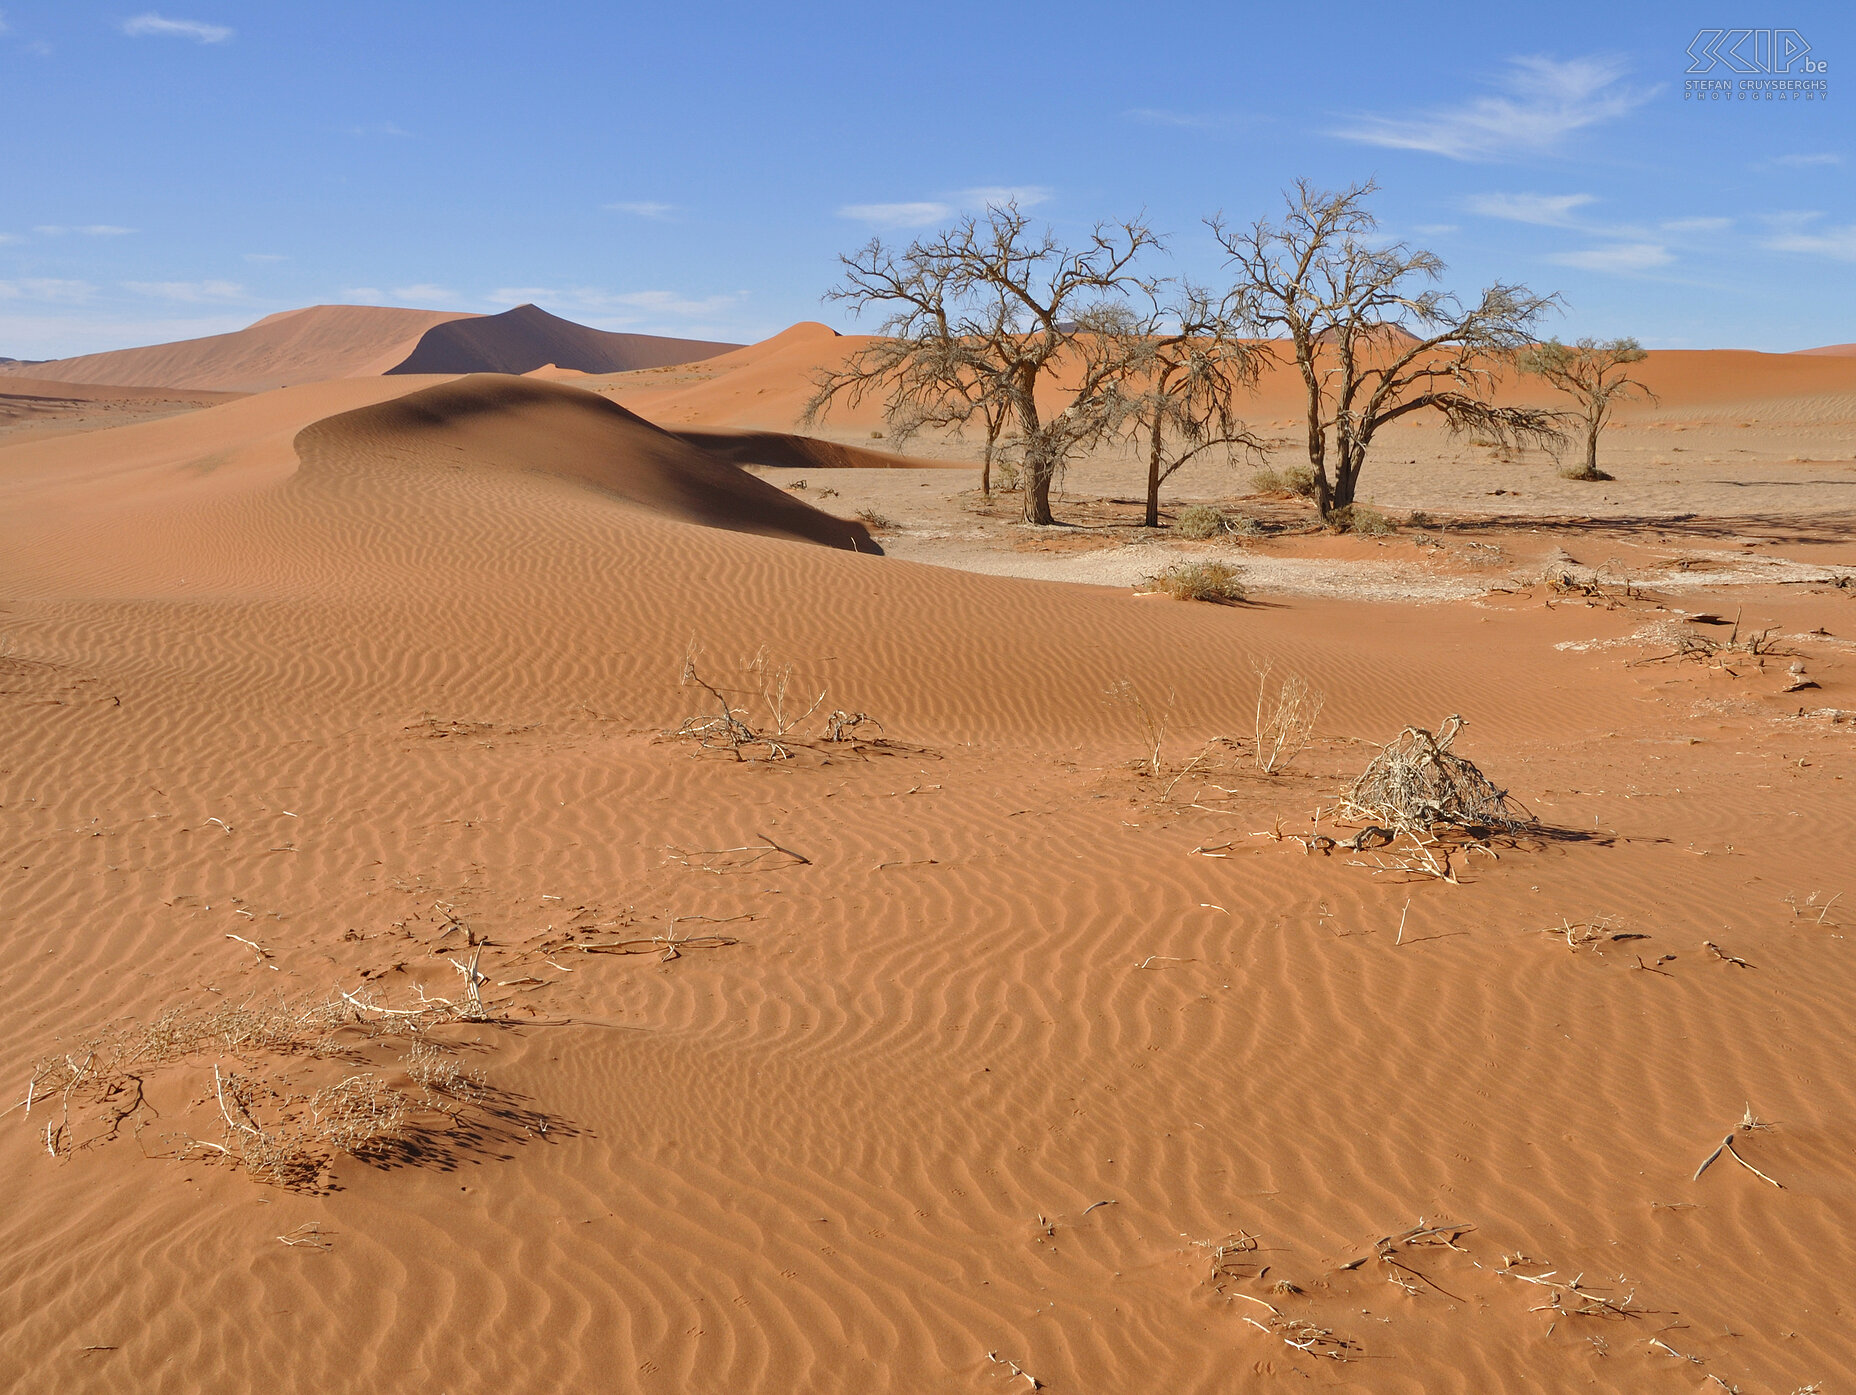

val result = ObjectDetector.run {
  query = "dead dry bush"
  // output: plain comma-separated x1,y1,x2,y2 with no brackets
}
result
1343,715,1526,834
1107,678,1172,777
1138,560,1247,604
1264,716,1532,883
1250,464,1316,499
1632,611,1797,675
402,1040,487,1108
18,985,489,1185
1252,662,1323,775
1542,558,1645,608
667,644,889,760
311,1073,411,1158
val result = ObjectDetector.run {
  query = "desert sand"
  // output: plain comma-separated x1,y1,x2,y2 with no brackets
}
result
2,317,1853,1395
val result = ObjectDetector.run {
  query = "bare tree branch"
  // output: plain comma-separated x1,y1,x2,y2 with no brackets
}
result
806,202,1162,524
1213,180,1566,519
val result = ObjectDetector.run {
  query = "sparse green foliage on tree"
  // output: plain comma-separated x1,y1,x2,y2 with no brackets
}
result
1519,337,1656,481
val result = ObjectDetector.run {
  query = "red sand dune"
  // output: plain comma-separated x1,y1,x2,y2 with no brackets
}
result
0,305,472,393
296,374,877,551
1794,342,1856,356
606,325,1856,435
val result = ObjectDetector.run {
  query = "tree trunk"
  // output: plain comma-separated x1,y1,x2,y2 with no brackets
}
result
1023,458,1056,524
1016,385,1054,525
1329,438,1364,515
1583,417,1601,479
1144,417,1164,528
981,437,993,497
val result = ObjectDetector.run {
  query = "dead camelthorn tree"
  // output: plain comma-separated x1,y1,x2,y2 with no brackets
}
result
805,201,1163,524
1519,337,1656,481
1213,179,1566,520
1112,283,1263,528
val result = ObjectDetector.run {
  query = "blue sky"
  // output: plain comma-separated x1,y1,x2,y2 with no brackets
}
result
1,2,1851,358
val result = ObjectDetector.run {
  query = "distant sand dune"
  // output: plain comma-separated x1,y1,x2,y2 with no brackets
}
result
0,305,471,393
0,303,741,394
386,303,738,377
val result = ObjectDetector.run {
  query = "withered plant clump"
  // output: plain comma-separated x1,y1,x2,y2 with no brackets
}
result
1341,715,1527,835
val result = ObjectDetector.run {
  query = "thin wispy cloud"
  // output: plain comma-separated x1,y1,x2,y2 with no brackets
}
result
961,185,1051,209
1771,152,1842,168
1661,216,1731,234
0,11,10,35
1333,55,1654,161
1546,243,1671,274
123,279,247,302
837,185,1052,229
121,13,232,43
243,253,289,263
1463,192,1596,227
34,225,137,237
605,201,674,219
1763,213,1856,261
837,201,954,229
0,278,99,303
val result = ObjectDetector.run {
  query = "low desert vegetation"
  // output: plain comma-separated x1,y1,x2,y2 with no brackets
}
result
1252,663,1324,775
1139,560,1248,604
1107,678,1173,777
1250,464,1317,499
1252,715,1530,883
19,986,492,1189
671,643,885,760
1331,503,1396,536
1173,503,1260,539
854,507,899,531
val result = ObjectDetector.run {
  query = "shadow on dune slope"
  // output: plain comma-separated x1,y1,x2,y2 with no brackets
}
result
387,303,738,376
291,374,881,552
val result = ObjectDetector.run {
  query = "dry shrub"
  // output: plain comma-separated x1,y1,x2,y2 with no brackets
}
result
1140,561,1247,604
748,646,830,737
669,643,884,758
1250,464,1316,498
1331,503,1395,536
1107,678,1172,777
403,1041,486,1106
311,1074,410,1159
1174,504,1231,539
1342,715,1526,833
855,507,899,530
26,988,467,1175
1252,662,1324,774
